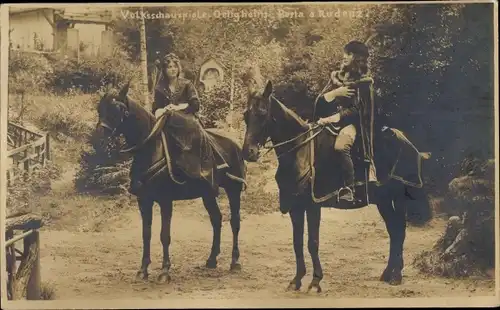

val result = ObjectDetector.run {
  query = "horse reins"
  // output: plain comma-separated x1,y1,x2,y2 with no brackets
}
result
258,95,338,159
100,98,187,185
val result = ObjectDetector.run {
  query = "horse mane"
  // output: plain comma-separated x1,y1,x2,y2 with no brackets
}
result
241,62,309,129
271,95,309,129
125,95,156,121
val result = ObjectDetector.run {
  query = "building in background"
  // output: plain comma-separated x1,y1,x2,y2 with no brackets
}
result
199,57,225,92
9,7,115,58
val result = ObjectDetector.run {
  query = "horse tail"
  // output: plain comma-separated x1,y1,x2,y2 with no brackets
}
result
404,185,433,227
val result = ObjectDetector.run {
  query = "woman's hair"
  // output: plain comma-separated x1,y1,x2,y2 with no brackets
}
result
343,40,370,77
162,53,183,79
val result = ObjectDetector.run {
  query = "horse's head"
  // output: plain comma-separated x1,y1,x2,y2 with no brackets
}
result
95,82,131,139
242,80,274,162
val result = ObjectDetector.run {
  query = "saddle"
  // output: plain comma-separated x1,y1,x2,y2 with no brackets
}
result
274,123,430,212
135,111,232,195
310,124,371,209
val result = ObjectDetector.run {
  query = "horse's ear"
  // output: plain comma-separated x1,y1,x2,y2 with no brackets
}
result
118,81,130,99
263,80,273,98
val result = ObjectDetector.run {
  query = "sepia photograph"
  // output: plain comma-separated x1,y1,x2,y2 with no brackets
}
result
0,1,498,308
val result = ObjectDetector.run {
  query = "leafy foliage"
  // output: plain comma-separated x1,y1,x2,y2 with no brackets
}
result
8,51,53,94
11,3,493,206
413,157,494,278
48,53,141,94
6,163,62,222
74,130,132,196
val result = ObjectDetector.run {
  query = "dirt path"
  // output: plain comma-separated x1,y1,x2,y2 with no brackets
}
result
39,198,495,300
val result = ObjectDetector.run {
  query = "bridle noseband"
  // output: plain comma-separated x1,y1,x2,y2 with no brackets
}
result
244,94,275,149
98,98,130,140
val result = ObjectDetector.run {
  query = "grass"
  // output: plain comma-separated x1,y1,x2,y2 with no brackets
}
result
7,91,281,233
241,156,280,216
40,281,57,300
8,92,98,140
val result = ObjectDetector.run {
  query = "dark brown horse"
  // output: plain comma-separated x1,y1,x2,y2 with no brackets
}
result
242,80,433,292
95,83,247,283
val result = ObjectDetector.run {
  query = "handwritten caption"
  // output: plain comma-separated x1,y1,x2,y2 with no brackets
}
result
120,8,368,21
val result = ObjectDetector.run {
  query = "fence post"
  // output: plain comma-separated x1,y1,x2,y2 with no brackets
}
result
5,229,16,300
6,214,43,300
25,230,41,300
45,133,50,161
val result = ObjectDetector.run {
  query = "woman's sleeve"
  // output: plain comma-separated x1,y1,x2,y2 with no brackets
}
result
182,81,201,114
152,89,166,114
152,90,159,114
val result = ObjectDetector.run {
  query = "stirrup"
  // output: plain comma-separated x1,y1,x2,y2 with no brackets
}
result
337,186,354,203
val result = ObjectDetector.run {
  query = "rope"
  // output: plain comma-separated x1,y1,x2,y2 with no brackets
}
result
160,130,185,185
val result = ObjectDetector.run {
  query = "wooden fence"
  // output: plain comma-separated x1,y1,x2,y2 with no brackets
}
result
5,213,43,300
6,122,50,186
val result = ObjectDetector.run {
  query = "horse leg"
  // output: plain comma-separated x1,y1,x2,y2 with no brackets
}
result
227,185,242,271
306,203,323,293
376,194,406,285
287,203,307,291
136,197,154,281
388,197,407,285
157,199,173,284
202,194,222,269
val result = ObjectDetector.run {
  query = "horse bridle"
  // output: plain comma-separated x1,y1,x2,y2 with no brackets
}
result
245,94,326,159
98,98,130,141
243,95,274,150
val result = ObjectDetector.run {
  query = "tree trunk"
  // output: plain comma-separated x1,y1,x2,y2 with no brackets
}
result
139,7,150,110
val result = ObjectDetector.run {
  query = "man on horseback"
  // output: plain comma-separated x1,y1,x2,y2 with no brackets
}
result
313,40,378,202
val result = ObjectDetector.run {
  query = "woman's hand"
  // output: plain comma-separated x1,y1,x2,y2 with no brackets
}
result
155,107,168,118
175,103,189,110
324,86,355,102
335,86,355,98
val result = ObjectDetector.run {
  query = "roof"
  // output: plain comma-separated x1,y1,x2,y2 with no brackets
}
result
200,56,227,70
10,7,113,24
57,11,113,24
9,8,57,15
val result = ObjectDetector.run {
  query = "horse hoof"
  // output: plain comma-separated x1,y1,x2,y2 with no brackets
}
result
135,271,148,282
307,283,322,293
286,280,301,292
307,279,322,293
157,272,172,284
389,274,403,286
380,268,392,283
230,263,242,272
206,259,217,269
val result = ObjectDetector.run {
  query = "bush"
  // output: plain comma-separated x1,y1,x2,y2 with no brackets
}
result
198,79,245,129
48,54,141,94
6,163,62,222
8,50,53,94
413,157,495,278
74,130,132,196
40,282,57,300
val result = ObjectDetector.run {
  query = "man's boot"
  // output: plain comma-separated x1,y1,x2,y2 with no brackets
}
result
338,153,355,202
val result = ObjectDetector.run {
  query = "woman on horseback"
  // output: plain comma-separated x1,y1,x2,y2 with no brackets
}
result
150,53,229,187
313,40,378,202
152,53,200,117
